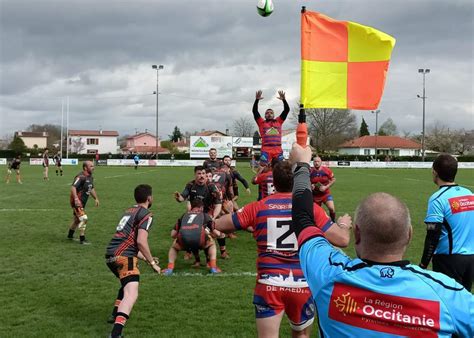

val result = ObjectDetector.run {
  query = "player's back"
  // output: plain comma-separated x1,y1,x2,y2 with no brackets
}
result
304,246,474,337
255,170,274,200
106,206,152,257
252,192,306,287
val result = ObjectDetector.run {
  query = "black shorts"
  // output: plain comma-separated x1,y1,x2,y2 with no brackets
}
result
432,254,474,291
56,162,62,167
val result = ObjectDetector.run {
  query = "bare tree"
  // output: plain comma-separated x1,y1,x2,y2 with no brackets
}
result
453,129,474,155
378,118,398,136
232,116,255,137
71,137,86,153
305,108,357,153
425,122,457,153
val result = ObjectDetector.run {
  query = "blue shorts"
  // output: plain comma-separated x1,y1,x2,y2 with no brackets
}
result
260,150,284,166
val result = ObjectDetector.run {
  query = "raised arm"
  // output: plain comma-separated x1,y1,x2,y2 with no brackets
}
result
253,90,263,121
277,90,290,121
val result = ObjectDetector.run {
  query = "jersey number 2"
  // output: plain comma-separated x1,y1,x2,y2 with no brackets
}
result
267,217,298,251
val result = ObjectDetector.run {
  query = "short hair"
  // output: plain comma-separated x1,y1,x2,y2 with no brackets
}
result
190,199,204,209
270,158,279,168
44,147,49,150
134,184,152,203
205,168,212,174
272,161,293,193
209,148,217,152
194,165,205,173
222,155,231,161
355,193,411,255
433,154,457,182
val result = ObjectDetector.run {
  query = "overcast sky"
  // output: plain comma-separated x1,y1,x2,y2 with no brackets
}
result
1,0,472,139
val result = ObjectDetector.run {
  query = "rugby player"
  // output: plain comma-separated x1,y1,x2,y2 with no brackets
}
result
216,161,351,338
420,153,474,291
252,159,277,201
252,90,289,165
133,153,140,170
162,199,223,275
42,148,49,180
290,143,473,337
5,155,22,184
105,184,160,337
53,151,63,176
203,148,222,172
222,155,251,211
310,156,336,221
67,161,99,244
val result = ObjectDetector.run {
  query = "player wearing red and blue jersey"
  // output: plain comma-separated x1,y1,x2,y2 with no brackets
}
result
252,166,274,201
253,90,289,165
216,161,350,338
310,156,336,221
290,143,473,338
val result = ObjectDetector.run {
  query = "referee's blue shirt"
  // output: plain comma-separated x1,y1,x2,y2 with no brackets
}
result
425,185,474,255
298,232,474,337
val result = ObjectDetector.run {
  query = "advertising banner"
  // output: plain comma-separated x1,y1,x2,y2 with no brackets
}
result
106,159,236,167
30,158,78,165
0,158,6,165
190,136,233,158
232,137,253,148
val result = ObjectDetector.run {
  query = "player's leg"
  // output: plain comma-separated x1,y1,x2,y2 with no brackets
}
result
217,237,229,259
59,165,63,176
110,257,140,338
43,166,49,180
163,240,180,275
284,287,315,338
324,196,336,222
5,168,11,183
76,208,89,244
206,240,221,273
106,257,123,323
259,150,270,167
56,165,59,176
254,283,285,338
67,210,80,240
16,169,22,184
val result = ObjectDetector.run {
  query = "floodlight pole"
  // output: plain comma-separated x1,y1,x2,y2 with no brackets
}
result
372,110,380,161
152,64,164,158
418,68,430,161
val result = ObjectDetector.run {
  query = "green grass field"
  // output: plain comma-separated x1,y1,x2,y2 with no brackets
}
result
1,164,473,337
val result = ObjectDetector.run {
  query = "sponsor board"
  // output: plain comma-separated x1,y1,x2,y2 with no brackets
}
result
107,159,238,167
232,137,254,148
0,158,6,165
30,158,78,165
329,283,440,337
190,136,233,158
327,161,474,169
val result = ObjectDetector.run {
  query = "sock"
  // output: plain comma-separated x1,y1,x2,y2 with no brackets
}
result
167,262,175,269
111,312,129,336
68,229,75,238
209,259,217,269
220,246,227,255
80,235,86,243
329,211,336,222
60,170,63,176
111,287,124,317
56,170,58,175
217,237,226,248
192,250,200,263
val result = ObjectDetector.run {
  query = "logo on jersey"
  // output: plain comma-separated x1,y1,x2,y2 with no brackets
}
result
265,127,279,135
380,267,395,278
449,195,474,214
193,137,209,148
329,283,440,337
334,292,359,316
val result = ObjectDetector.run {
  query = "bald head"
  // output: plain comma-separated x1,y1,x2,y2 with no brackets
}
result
355,193,412,258
82,160,95,175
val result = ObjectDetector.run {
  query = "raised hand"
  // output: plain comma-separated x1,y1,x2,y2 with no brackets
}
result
256,90,263,100
277,90,286,101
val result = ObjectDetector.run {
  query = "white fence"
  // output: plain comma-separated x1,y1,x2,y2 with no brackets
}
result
107,159,236,167
326,161,474,169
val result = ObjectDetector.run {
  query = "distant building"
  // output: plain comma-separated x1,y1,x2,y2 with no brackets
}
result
121,132,168,154
15,131,48,149
338,136,422,157
172,139,190,153
69,129,119,154
196,130,228,137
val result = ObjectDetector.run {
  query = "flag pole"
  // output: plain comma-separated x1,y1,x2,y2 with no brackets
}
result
297,6,308,148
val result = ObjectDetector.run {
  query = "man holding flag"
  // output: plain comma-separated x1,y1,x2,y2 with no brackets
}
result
252,90,289,165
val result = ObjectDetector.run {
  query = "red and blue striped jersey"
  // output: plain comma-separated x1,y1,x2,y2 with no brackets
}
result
310,166,334,196
254,170,274,201
256,117,284,150
232,192,333,287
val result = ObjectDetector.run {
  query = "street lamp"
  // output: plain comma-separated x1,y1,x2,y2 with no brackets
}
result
372,110,381,161
418,68,430,161
152,64,164,158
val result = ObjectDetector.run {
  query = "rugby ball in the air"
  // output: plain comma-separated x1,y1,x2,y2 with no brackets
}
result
257,0,274,17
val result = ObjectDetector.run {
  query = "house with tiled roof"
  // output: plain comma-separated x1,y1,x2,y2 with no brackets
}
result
338,136,422,157
68,129,119,154
121,132,169,155
196,130,228,137
15,131,48,149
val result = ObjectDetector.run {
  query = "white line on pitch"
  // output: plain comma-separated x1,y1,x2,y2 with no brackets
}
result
0,208,57,212
103,169,159,179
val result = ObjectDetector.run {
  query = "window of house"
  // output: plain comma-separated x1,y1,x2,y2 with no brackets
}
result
87,138,99,145
364,149,370,155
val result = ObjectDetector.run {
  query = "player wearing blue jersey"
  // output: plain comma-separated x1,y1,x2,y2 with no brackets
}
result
133,154,140,170
289,143,473,338
420,153,474,291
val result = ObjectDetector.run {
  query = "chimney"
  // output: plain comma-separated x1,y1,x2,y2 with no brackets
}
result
99,129,103,135
225,129,229,135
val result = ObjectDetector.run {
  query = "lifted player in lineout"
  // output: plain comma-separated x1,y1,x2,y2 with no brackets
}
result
252,90,289,165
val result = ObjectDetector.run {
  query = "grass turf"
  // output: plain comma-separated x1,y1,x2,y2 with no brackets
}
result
1,163,472,337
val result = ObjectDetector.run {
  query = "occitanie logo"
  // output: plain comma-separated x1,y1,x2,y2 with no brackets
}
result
334,292,359,316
